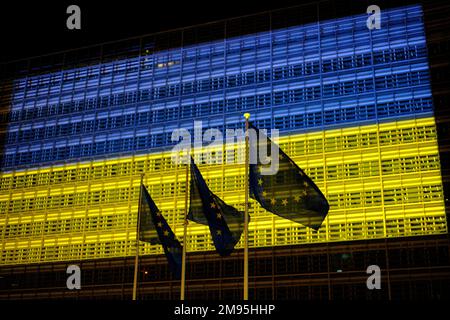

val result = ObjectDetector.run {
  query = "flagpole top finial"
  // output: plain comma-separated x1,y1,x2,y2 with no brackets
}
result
244,113,251,120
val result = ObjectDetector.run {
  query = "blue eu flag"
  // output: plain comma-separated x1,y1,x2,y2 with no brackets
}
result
138,184,183,279
249,122,329,230
188,158,246,256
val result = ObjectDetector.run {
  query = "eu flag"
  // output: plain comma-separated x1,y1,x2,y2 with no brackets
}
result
249,123,329,230
188,158,246,256
138,184,183,279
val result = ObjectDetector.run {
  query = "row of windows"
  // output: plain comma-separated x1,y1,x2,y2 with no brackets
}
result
6,91,432,146
1,241,136,265
0,186,137,214
2,214,134,239
9,45,426,123
0,160,159,190
299,124,438,153
0,152,440,193
305,154,440,181
0,176,442,215
1,214,446,265
4,87,433,169
327,184,442,209
380,155,441,174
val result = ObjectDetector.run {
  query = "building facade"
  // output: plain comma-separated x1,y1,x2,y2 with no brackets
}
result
0,0,449,299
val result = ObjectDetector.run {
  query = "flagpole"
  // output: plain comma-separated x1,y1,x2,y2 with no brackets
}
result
243,113,250,300
180,150,190,300
132,174,144,301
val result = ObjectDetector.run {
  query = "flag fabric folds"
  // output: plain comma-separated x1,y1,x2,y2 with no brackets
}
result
138,184,183,279
188,157,246,256
248,122,329,230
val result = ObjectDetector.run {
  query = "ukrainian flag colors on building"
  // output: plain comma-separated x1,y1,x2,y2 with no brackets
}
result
0,5,447,265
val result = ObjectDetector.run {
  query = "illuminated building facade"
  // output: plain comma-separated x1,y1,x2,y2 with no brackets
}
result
0,0,449,299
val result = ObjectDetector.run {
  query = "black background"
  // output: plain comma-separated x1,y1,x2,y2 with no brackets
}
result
0,0,306,64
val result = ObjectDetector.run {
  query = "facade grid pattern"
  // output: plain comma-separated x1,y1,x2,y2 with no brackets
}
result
0,4,447,267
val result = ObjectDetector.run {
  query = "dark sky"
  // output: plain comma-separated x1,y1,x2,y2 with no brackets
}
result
0,0,304,63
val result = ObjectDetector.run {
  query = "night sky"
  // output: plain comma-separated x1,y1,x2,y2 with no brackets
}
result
0,0,303,63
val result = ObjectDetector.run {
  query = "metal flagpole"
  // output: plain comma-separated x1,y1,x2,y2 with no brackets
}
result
132,174,144,300
243,113,250,300
180,149,190,300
